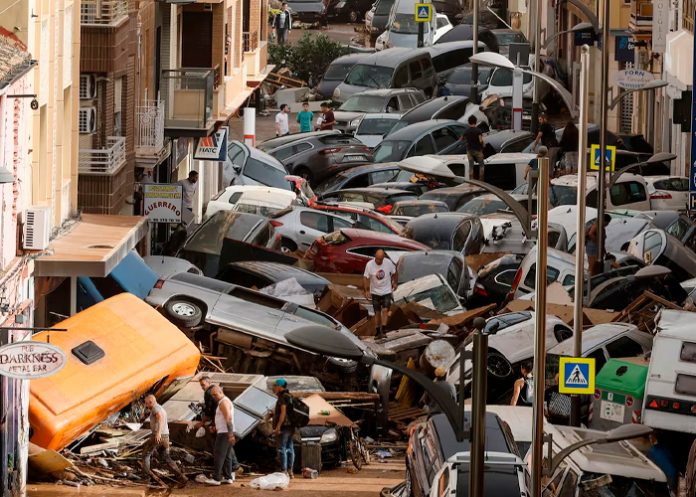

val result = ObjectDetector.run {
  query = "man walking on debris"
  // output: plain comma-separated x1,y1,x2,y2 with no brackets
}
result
191,374,218,433
203,385,239,485
142,394,187,486
272,378,296,479
363,249,398,338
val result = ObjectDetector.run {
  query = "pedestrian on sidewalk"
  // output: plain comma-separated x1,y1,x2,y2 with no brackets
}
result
272,378,296,479
203,386,239,486
462,115,485,180
273,3,292,45
275,104,290,137
142,394,188,486
178,170,198,212
363,249,398,338
319,102,336,130
297,102,314,133
532,113,560,168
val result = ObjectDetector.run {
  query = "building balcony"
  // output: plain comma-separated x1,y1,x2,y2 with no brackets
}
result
243,31,259,53
136,100,169,164
80,0,129,27
78,136,127,175
162,68,217,137
629,0,652,30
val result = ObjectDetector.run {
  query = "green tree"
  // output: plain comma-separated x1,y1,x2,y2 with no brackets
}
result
268,32,349,83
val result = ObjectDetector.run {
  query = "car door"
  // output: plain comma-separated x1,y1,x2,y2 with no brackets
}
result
407,135,436,157
225,142,250,185
298,210,334,248
432,126,465,155
283,142,313,172
608,181,650,210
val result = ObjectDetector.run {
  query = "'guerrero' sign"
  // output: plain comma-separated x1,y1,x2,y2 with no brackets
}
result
143,184,183,223
616,69,654,90
0,342,66,379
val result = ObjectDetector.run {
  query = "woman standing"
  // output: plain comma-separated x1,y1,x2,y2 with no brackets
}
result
559,120,579,175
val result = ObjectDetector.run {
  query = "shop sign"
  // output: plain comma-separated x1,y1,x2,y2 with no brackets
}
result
143,184,183,223
0,341,66,379
616,69,654,90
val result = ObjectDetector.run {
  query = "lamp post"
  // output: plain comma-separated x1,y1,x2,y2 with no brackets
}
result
608,152,678,190
469,52,577,118
608,80,669,110
541,22,594,50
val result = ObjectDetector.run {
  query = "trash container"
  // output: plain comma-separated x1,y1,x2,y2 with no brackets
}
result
300,441,322,472
590,358,648,430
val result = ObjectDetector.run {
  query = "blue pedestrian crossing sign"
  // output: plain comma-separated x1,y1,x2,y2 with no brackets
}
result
589,144,616,172
559,357,595,395
415,3,432,22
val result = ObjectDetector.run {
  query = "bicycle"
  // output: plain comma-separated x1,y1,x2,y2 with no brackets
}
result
346,426,371,470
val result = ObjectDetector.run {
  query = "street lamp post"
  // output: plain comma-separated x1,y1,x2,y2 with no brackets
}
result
608,152,678,191
541,22,594,50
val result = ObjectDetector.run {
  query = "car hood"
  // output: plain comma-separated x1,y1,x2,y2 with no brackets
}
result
334,83,375,102
386,32,422,48
397,155,466,180
334,110,368,122
289,2,324,12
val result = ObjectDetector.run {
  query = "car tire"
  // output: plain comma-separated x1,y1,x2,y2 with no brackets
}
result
327,356,358,373
164,299,203,328
295,166,313,184
349,10,359,22
487,351,513,379
280,238,298,254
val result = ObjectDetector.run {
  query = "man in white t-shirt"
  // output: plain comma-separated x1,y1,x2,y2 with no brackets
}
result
363,249,397,337
275,104,290,137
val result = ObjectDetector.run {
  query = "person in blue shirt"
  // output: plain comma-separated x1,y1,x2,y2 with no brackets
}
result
296,102,314,133
646,432,678,491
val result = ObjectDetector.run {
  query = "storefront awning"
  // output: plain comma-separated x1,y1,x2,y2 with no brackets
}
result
664,29,693,91
35,214,148,278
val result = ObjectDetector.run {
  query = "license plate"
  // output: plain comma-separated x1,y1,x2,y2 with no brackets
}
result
600,400,625,423
344,155,367,162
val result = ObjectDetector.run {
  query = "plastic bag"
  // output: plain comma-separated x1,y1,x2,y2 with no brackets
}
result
249,472,290,490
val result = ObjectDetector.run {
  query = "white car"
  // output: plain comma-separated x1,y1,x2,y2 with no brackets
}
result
645,175,689,211
204,185,298,220
374,11,451,50
274,207,353,253
481,66,534,100
353,113,402,147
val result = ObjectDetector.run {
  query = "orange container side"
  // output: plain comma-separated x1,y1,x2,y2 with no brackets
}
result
29,293,200,450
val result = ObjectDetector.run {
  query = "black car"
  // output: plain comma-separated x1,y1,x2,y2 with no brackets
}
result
387,96,472,135
327,0,373,22
482,129,534,158
372,120,469,163
403,212,484,256
443,63,492,97
287,0,327,24
419,185,485,211
257,132,372,185
314,163,409,194
435,24,499,52
316,53,370,99
406,412,519,497
369,0,395,35
470,254,524,306
316,187,418,213
397,250,471,300
217,261,330,300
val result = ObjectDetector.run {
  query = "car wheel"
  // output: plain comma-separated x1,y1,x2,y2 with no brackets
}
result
280,238,298,254
487,351,513,378
164,299,203,328
295,166,313,184
349,9,359,22
327,356,358,373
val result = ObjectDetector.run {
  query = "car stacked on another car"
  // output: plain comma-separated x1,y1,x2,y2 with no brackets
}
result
333,88,426,133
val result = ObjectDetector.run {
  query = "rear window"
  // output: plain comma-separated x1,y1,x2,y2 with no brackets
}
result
681,342,696,363
610,181,647,206
654,177,689,191
244,158,290,190
357,118,400,136
373,140,411,162
676,374,696,396
432,48,474,73
523,263,560,289
395,203,448,217
490,68,532,86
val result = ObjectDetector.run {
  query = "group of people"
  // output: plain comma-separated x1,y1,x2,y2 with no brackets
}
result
275,101,336,136
141,375,299,486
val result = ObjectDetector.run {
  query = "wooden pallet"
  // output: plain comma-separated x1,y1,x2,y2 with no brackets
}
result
611,290,683,333
265,71,306,88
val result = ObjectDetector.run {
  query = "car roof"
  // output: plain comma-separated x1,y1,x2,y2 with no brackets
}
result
345,88,420,98
394,199,448,207
551,171,644,187
431,412,516,459
421,185,484,197
484,152,536,164
226,260,328,282
258,130,341,150
243,143,287,169
655,309,696,340
398,249,460,266
406,212,477,231
644,175,687,183
384,119,462,140
357,47,431,67
400,96,469,124
329,52,372,65
425,40,485,56
340,227,425,245
484,129,533,148
548,323,639,356
334,163,400,178
337,186,411,194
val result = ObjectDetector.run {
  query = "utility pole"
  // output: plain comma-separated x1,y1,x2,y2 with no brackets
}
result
471,0,479,103
469,323,488,497
530,0,543,134
570,45,591,427
530,156,549,497
597,0,611,265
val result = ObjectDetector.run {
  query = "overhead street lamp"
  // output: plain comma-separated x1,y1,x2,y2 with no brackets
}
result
543,424,653,476
608,80,669,110
541,22,595,49
608,152,678,190
469,52,578,118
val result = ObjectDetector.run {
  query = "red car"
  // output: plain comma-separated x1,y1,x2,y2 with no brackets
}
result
305,228,430,274
310,202,403,235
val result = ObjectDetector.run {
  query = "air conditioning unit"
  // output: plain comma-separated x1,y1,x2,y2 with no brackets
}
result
79,107,96,134
23,207,52,251
79,74,96,100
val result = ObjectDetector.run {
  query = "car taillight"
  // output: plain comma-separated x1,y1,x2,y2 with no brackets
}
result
319,147,340,155
270,220,284,227
376,204,393,214
508,267,523,298
474,283,488,297
650,191,672,200
154,279,165,289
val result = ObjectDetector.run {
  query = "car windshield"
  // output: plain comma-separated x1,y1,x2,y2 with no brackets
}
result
391,13,420,34
458,197,507,215
396,203,448,217
375,0,393,14
339,95,386,112
401,283,460,313
244,158,291,190
357,117,400,135
402,226,451,250
344,64,393,88
185,213,261,254
495,32,527,45
234,203,283,217
323,63,354,81
548,185,579,206
490,68,533,86
455,464,521,496
373,140,411,162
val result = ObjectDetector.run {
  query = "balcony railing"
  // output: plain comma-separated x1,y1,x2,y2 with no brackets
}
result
243,31,259,52
136,100,165,157
79,136,127,175
80,0,128,26
161,68,215,133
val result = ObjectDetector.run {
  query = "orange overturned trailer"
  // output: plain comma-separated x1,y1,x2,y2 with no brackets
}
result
29,293,201,450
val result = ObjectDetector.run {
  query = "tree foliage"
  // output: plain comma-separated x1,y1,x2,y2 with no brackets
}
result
268,32,349,84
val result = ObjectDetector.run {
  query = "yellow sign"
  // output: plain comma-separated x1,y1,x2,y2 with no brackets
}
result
559,357,595,395
589,144,617,171
414,3,432,22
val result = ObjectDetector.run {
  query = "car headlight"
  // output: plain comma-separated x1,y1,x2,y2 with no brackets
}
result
320,428,338,444
350,118,361,128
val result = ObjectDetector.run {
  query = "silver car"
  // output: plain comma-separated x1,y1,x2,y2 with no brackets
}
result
274,207,354,253
146,272,371,371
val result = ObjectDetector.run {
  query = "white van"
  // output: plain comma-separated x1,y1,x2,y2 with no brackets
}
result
643,309,696,434
375,0,440,50
510,246,580,299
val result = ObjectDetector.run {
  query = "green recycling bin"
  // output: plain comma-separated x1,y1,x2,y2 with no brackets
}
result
590,358,649,431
